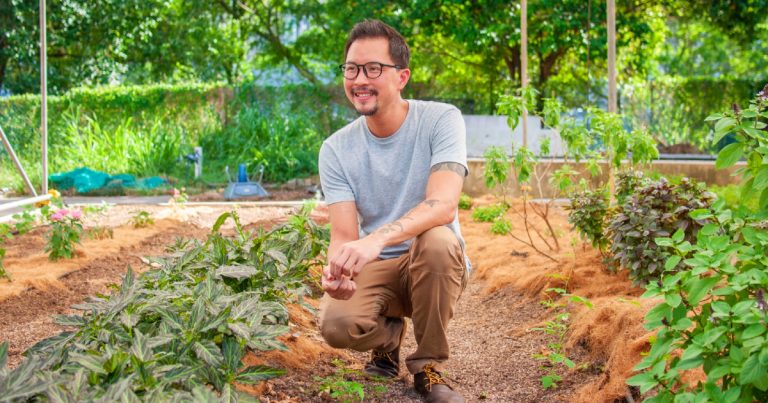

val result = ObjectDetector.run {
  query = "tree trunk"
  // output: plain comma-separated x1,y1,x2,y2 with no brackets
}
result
503,44,521,84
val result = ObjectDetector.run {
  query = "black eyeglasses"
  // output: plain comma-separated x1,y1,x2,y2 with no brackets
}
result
338,62,404,79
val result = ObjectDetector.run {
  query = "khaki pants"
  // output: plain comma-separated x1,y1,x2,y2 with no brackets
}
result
318,226,467,374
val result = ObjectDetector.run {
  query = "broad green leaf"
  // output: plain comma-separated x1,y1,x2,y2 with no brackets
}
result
236,365,286,384
627,371,659,394
687,276,721,306
742,324,766,340
740,353,768,390
715,143,744,169
211,212,233,233
215,265,258,280
193,340,224,367
713,117,736,143
70,353,107,375
754,165,768,190
665,255,682,271
672,228,685,242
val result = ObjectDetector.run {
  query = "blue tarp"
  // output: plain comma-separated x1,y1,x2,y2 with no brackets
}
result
50,167,166,194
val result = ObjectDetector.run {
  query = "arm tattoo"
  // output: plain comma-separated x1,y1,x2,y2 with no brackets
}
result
424,199,440,207
430,162,467,177
375,220,405,235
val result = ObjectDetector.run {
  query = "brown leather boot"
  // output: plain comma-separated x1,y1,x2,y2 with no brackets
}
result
363,318,407,378
413,364,464,403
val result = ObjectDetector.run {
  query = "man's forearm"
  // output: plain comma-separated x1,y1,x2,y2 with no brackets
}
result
367,197,456,248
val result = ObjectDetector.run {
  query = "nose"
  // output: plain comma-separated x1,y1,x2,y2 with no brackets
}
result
352,67,371,85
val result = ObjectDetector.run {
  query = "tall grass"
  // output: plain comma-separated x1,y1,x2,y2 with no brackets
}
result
56,109,184,176
200,105,326,183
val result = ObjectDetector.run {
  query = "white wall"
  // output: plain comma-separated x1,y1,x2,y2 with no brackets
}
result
463,115,564,158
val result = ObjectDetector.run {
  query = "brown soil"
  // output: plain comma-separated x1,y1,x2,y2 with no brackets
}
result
0,199,654,402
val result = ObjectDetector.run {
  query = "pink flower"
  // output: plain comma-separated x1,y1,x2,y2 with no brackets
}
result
70,209,82,220
173,188,180,197
50,211,64,222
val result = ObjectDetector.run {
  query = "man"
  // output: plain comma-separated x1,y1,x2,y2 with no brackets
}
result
318,19,469,403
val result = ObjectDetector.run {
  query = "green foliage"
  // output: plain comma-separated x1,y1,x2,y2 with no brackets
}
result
629,199,768,402
626,77,767,152
314,358,390,402
706,84,768,209
0,208,330,400
630,84,768,402
482,146,511,202
130,211,155,228
458,193,473,210
45,209,85,261
490,218,512,236
201,103,325,183
532,281,592,390
472,204,508,223
608,177,714,284
615,170,649,206
566,188,611,252
709,183,760,212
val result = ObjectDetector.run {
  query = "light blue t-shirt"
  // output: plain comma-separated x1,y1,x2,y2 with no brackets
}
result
318,100,469,268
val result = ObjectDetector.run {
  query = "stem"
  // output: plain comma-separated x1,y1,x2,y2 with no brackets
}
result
509,232,559,263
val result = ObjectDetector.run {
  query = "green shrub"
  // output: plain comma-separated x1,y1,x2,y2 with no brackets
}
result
482,146,511,202
490,218,512,235
607,177,714,283
630,84,768,402
709,183,759,212
615,170,649,206
458,193,473,210
566,188,611,252
472,203,507,223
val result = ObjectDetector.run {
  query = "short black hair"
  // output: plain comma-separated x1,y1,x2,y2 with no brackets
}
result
344,19,409,67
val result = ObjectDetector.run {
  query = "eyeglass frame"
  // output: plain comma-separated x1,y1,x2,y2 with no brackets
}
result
338,61,405,80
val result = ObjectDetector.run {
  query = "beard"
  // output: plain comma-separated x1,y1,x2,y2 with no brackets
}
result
357,104,379,116
350,86,379,116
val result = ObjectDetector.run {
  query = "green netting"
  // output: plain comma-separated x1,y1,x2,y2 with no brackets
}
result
49,167,166,194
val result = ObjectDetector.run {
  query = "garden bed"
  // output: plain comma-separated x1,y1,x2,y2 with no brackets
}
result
0,199,652,402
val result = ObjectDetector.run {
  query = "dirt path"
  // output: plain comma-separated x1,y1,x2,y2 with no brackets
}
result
263,276,589,403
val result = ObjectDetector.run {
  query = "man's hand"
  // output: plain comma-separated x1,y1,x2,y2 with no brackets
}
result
328,236,383,279
322,265,357,300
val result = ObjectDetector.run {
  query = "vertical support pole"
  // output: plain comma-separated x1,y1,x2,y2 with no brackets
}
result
607,0,617,113
0,125,38,196
40,0,48,194
521,0,528,147
194,146,203,179
607,0,617,200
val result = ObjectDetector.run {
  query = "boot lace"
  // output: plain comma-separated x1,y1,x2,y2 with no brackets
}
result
422,364,448,392
372,350,395,363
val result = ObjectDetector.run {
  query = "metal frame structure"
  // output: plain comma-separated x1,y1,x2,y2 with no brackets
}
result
0,0,50,213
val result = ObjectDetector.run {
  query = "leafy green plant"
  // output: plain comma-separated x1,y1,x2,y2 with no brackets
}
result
131,211,155,228
607,177,714,283
483,146,511,204
628,84,768,402
532,278,593,390
472,204,508,223
0,207,330,400
490,218,512,235
45,208,84,261
628,199,768,402
314,358,389,402
566,187,611,253
170,187,189,205
458,193,473,210
707,84,768,209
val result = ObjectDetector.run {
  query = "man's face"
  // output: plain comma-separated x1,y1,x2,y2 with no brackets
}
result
343,37,409,117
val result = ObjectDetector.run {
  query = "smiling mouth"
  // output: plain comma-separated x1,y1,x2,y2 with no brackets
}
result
352,87,378,99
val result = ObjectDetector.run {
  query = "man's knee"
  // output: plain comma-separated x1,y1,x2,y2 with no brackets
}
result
411,227,463,274
319,312,355,348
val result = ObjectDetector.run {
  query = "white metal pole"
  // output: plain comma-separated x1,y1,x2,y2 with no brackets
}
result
0,125,38,196
521,0,528,147
607,0,617,113
40,0,48,194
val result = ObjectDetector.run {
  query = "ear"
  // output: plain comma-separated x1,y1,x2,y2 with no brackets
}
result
397,68,411,91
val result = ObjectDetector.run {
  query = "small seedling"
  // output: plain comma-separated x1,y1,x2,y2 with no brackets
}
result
458,193,473,210
45,208,84,261
130,211,154,228
86,226,114,240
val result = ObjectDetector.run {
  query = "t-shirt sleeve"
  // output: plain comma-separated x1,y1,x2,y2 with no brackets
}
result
430,107,469,176
318,141,356,204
